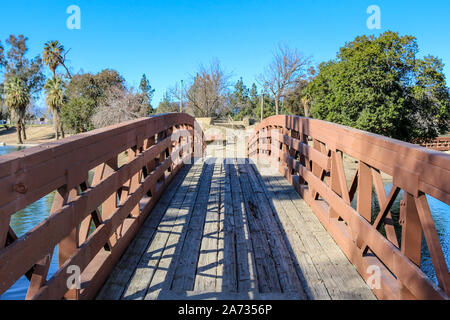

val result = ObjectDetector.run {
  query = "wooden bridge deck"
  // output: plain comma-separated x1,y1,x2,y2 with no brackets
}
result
97,153,376,300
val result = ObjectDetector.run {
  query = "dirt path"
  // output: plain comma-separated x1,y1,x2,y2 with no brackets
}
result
0,125,59,146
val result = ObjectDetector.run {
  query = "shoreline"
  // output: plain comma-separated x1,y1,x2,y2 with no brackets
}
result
0,142,41,147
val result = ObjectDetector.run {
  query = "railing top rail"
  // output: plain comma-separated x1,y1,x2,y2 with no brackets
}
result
0,113,193,168
0,113,196,218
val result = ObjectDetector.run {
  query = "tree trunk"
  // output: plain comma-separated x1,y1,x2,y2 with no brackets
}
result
16,121,23,144
21,119,27,140
303,104,310,117
59,113,65,138
275,98,279,115
304,105,310,117
53,112,59,140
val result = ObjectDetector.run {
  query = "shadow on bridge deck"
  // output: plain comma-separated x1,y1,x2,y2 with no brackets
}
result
97,153,376,300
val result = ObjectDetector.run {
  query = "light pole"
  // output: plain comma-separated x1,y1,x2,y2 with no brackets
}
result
180,80,183,113
260,91,264,122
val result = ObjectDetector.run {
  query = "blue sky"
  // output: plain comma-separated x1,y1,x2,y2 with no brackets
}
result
1,0,450,106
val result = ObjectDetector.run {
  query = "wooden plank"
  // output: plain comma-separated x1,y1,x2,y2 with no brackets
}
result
96,164,191,300
215,162,225,291
244,161,306,296
250,161,330,300
170,162,215,292
228,161,258,294
235,162,281,293
194,162,222,292
120,163,202,299
144,162,204,300
221,160,237,293
157,290,302,300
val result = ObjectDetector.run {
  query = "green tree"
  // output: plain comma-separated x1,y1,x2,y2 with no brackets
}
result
0,41,5,68
139,73,155,114
261,93,276,119
0,35,44,143
94,69,125,99
305,31,450,142
229,78,252,120
157,91,179,113
60,97,96,133
1,35,45,96
4,77,29,144
44,77,65,139
61,69,126,132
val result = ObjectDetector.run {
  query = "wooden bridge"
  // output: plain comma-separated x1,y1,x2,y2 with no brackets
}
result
420,137,450,152
0,113,449,300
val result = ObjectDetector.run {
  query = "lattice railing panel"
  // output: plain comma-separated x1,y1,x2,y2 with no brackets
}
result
0,113,205,300
248,115,450,300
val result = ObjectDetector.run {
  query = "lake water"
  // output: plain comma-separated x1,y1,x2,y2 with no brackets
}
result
0,145,449,299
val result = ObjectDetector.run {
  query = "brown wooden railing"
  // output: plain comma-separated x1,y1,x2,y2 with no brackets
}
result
420,137,450,152
248,115,450,300
0,113,205,300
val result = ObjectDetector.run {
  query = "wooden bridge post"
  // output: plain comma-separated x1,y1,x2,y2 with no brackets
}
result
144,135,156,197
157,130,168,186
57,186,81,300
280,127,291,183
166,126,174,174
127,145,144,218
297,123,309,187
354,161,372,248
289,129,299,185
93,158,119,243
329,150,343,221
310,139,324,200
400,193,422,266
266,127,272,159
255,131,260,159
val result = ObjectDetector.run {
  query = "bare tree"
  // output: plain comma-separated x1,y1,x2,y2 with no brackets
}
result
185,59,231,117
258,44,312,115
92,86,148,128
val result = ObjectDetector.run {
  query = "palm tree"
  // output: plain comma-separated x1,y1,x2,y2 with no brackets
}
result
4,77,29,144
43,41,63,78
43,41,71,79
44,77,65,139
